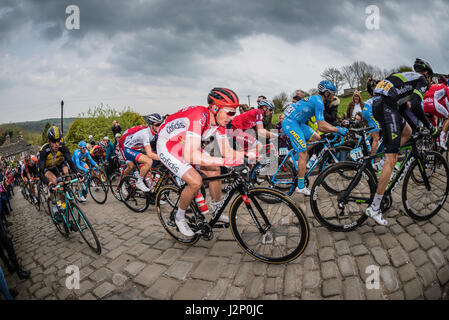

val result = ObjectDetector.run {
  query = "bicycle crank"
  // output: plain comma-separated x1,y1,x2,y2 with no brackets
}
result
380,194,392,212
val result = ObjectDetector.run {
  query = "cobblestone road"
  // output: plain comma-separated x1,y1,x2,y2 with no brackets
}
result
3,184,449,300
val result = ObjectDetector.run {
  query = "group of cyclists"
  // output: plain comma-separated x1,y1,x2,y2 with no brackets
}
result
11,57,449,239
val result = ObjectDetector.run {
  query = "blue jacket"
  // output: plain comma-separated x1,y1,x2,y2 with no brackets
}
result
72,149,97,173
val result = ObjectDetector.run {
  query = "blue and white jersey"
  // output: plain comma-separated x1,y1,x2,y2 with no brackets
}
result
362,97,381,132
283,95,325,124
72,149,97,173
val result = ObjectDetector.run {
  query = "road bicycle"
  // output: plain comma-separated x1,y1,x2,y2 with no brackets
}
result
47,175,101,254
70,168,108,204
155,159,310,264
310,130,449,232
250,133,350,198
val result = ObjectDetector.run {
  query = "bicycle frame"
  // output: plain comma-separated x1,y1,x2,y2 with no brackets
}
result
173,168,270,235
270,134,343,187
343,137,431,206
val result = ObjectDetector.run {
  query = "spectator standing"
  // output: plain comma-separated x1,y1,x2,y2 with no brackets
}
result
325,96,340,126
346,91,364,120
0,266,14,300
112,120,122,138
295,90,306,99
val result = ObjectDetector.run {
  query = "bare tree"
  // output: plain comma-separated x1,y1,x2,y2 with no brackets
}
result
272,92,290,112
321,67,345,93
308,88,318,96
341,65,356,88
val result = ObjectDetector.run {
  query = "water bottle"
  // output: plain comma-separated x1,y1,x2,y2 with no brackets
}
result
195,193,209,215
306,154,317,169
365,136,371,153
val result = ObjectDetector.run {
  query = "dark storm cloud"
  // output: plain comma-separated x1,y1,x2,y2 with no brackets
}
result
1,0,448,76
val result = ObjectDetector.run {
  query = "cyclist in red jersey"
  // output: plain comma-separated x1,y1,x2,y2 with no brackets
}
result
423,83,449,149
157,88,253,236
228,99,277,151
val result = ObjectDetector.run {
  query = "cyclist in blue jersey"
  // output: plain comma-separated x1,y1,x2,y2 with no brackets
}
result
362,96,382,156
282,80,348,195
72,141,98,201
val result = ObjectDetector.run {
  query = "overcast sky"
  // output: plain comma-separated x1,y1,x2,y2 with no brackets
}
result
1,0,448,124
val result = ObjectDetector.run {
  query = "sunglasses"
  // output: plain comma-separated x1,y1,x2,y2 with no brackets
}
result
49,139,61,144
223,110,237,117
153,123,162,127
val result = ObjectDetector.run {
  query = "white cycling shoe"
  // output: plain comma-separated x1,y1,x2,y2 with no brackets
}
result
175,218,195,237
136,179,151,192
296,187,311,196
365,206,388,226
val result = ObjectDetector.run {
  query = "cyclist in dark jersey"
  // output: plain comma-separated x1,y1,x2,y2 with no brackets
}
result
366,58,437,226
38,126,81,222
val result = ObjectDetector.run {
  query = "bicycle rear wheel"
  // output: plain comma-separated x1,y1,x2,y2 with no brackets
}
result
88,176,108,204
310,162,375,232
109,172,122,201
402,151,449,220
155,185,200,245
119,175,150,212
229,188,309,264
69,203,101,254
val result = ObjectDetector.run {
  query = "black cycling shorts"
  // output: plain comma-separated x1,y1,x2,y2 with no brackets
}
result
44,162,68,178
373,96,406,154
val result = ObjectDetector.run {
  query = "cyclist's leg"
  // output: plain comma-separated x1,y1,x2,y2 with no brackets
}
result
282,119,309,193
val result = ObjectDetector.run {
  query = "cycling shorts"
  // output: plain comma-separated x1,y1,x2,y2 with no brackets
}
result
281,118,315,154
121,147,143,163
156,136,202,179
373,96,406,154
44,162,68,178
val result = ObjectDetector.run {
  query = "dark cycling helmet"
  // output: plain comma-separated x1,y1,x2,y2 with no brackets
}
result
318,80,337,94
414,58,434,76
207,88,240,109
258,99,275,111
47,125,61,142
99,141,106,148
147,113,163,124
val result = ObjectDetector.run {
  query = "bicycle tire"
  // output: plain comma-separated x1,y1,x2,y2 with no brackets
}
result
155,185,200,245
119,175,150,212
229,187,309,264
88,176,108,204
310,161,375,232
70,202,102,254
402,151,449,220
109,172,122,201
47,198,69,238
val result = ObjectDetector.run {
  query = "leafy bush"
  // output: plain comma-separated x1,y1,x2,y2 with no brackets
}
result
65,104,145,152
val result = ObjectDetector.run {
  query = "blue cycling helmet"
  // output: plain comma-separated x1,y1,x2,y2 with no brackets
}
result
318,80,337,94
78,141,87,148
258,99,275,111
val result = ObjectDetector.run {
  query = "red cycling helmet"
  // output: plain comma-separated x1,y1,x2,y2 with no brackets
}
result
207,88,240,113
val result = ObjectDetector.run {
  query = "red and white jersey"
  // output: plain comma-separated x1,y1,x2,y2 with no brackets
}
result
119,125,154,150
231,108,263,130
423,84,449,119
158,106,227,145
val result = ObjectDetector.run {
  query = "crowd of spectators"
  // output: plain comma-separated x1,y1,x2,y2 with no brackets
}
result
0,158,31,300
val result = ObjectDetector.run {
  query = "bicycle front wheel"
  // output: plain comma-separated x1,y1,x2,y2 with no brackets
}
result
88,176,108,204
310,161,375,232
119,175,150,212
69,203,101,254
402,151,449,220
229,188,309,264
155,185,200,245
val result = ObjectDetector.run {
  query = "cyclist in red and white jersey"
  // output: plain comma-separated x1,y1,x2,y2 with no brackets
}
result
118,114,161,191
157,88,251,236
423,82,449,149
228,99,277,151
